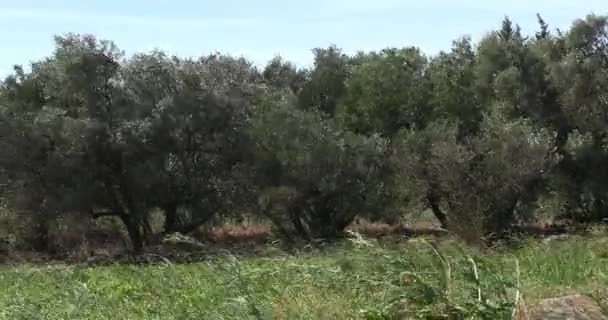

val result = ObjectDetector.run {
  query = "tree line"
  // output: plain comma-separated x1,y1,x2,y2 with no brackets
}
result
1,14,607,253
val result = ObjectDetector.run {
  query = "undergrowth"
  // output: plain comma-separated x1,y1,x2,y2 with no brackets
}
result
1,234,608,319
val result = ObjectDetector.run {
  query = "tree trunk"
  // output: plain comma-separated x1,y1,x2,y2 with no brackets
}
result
121,214,143,254
112,182,144,253
555,126,570,156
32,214,49,252
142,214,153,245
177,216,213,234
486,198,519,243
264,212,296,244
332,213,356,238
427,191,448,229
175,203,215,234
290,208,311,241
32,197,51,253
163,203,178,234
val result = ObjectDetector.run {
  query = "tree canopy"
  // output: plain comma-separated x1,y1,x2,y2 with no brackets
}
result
2,14,608,253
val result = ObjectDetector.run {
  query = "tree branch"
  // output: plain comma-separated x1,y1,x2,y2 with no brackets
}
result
90,208,125,219
176,216,214,235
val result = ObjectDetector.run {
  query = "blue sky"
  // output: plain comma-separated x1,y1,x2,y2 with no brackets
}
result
0,0,606,76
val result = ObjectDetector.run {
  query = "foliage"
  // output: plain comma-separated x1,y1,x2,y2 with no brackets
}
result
546,15,608,222
340,47,430,137
3,13,608,251
427,37,480,138
297,45,350,115
251,99,389,241
394,113,557,242
0,35,258,252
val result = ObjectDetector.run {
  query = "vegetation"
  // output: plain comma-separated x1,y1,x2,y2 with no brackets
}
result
2,11,608,319
2,235,608,319
4,14,608,252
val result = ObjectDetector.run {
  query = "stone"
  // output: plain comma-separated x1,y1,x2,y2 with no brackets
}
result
162,232,205,251
528,294,608,320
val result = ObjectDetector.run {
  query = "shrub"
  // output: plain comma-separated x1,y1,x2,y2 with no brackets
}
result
394,112,557,243
252,99,390,242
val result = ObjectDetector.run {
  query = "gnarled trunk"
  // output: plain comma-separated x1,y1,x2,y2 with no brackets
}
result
427,190,448,229
32,214,50,252
121,214,143,254
111,181,144,253
163,203,179,234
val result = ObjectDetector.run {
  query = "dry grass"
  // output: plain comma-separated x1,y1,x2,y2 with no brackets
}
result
207,223,272,244
350,220,449,239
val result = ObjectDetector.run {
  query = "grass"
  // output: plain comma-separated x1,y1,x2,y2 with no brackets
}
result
1,233,608,319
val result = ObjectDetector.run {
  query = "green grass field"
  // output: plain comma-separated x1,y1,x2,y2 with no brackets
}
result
2,234,608,319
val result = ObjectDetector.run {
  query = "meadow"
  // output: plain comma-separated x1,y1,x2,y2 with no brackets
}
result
2,232,608,320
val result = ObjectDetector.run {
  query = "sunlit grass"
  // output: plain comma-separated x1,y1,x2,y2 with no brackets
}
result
1,233,608,319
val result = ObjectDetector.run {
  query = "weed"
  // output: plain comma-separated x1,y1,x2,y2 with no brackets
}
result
1,236,608,319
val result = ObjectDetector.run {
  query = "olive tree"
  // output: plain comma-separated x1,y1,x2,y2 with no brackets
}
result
394,112,557,242
251,95,389,242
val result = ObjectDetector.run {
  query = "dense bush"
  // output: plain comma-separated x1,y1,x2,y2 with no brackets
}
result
394,114,557,242
2,14,608,253
252,98,389,241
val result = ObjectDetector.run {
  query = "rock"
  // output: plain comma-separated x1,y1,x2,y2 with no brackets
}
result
542,234,570,244
590,289,608,314
528,294,608,320
162,232,205,251
345,230,372,247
